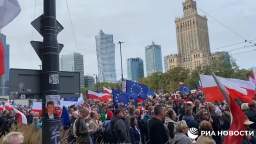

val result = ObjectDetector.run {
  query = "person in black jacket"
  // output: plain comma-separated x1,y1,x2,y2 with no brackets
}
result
148,105,169,144
111,108,131,143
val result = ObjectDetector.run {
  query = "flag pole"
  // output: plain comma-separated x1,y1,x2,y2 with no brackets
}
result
211,73,233,124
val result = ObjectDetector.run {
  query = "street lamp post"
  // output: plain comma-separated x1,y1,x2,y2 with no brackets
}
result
31,0,63,143
118,41,125,81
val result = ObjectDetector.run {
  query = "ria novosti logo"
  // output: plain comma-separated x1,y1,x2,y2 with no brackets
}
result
187,127,255,139
187,127,199,139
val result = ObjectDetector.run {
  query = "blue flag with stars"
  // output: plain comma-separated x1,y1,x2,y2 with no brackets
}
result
125,80,154,100
112,89,130,106
179,85,191,95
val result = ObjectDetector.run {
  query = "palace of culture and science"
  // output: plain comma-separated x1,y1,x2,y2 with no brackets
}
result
165,0,229,71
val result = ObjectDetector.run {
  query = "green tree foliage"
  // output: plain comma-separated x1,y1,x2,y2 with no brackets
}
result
141,54,250,92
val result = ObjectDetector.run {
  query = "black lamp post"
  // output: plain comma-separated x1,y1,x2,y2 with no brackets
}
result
31,0,63,143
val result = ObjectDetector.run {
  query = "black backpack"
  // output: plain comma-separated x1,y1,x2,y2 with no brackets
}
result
167,122,175,139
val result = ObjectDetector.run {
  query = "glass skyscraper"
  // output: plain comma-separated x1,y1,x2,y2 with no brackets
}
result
60,52,84,88
145,42,163,76
127,58,144,81
0,33,10,96
95,30,116,82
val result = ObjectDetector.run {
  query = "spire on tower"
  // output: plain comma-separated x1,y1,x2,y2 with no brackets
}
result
183,0,197,16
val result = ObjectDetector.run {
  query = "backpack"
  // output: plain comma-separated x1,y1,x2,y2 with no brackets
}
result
167,122,175,139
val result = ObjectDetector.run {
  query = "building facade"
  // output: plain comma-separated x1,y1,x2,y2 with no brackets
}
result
127,58,144,81
60,52,84,88
95,30,116,82
164,54,180,72
0,33,10,96
165,0,211,71
145,42,163,76
84,75,95,90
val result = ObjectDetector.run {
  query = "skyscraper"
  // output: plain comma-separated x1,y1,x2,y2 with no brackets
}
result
145,42,163,76
84,75,95,90
60,52,84,88
0,33,10,96
127,58,144,81
95,30,116,82
165,0,211,71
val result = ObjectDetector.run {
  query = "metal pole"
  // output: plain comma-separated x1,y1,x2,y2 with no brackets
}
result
118,41,124,81
31,0,63,143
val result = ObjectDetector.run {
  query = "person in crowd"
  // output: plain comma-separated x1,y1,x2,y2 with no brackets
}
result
2,131,24,144
182,107,198,128
129,116,141,144
74,107,94,144
172,120,192,144
208,103,222,144
165,108,177,143
90,111,100,144
26,110,33,124
110,108,131,143
196,120,216,144
148,105,169,144
193,100,201,115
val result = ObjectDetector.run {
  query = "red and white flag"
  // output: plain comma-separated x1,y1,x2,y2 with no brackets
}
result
14,108,27,126
212,74,252,144
200,75,255,103
0,0,21,76
87,90,112,102
32,101,42,113
0,0,21,29
2,103,27,126
103,87,112,94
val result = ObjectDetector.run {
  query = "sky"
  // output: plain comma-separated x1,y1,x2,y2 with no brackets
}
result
2,0,256,80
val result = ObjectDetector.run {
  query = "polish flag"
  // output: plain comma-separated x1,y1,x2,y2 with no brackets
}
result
212,75,252,144
87,90,112,102
0,0,21,76
103,87,112,94
32,101,42,113
200,75,255,103
14,108,27,126
3,103,27,126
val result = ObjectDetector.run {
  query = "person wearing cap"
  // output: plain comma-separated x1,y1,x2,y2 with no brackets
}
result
148,105,169,144
172,120,192,144
196,120,216,144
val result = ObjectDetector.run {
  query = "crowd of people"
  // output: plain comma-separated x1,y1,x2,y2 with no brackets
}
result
1,90,256,144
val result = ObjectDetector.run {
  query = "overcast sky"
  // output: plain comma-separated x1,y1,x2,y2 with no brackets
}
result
2,0,256,79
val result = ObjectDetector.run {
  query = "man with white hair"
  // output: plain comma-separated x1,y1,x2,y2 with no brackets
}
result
2,131,24,144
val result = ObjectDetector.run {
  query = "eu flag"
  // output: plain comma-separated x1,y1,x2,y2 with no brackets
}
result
61,106,71,128
179,85,190,95
112,89,130,106
126,80,154,100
